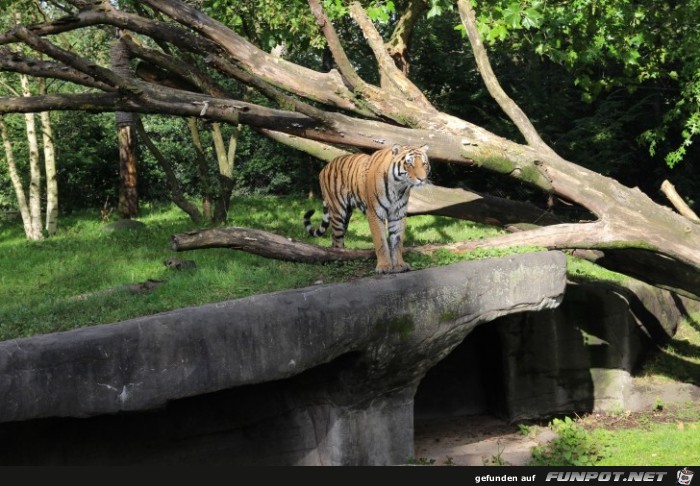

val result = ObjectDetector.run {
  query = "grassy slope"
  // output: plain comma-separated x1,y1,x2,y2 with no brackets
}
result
0,196,506,340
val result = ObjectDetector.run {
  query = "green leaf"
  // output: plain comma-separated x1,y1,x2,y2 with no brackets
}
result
503,3,522,29
427,4,442,19
487,23,510,43
522,7,543,29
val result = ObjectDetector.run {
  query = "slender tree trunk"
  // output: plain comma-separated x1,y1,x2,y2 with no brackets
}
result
111,39,139,219
38,79,58,236
188,117,213,221
211,122,235,223
134,116,203,223
20,74,43,240
0,115,34,239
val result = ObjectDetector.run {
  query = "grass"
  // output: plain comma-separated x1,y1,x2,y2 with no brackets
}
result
639,314,700,386
597,419,700,466
0,195,509,341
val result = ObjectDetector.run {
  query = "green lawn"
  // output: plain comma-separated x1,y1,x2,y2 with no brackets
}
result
597,419,700,466
0,196,505,341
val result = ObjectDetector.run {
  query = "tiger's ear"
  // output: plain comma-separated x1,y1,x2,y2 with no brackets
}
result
392,144,401,155
420,144,429,152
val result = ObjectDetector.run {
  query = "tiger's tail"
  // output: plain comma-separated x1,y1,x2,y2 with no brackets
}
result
304,202,330,237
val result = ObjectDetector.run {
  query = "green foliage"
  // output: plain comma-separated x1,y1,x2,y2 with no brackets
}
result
530,416,611,466
205,0,325,50
639,315,700,386
467,0,700,166
366,1,395,23
597,419,700,466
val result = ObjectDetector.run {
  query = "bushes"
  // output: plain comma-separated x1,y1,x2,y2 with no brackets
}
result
530,416,611,466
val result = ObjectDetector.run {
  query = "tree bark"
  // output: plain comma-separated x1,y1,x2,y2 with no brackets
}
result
0,115,34,239
3,0,700,298
171,227,375,263
38,79,58,236
111,39,139,219
187,117,213,221
20,74,43,240
660,180,700,223
134,117,203,223
211,122,234,224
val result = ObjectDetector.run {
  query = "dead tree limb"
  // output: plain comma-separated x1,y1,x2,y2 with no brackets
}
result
660,180,700,224
171,227,375,264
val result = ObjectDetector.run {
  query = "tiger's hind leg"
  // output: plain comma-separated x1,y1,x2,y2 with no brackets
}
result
329,202,353,248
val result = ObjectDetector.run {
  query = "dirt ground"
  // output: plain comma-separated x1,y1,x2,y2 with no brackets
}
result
413,379,700,466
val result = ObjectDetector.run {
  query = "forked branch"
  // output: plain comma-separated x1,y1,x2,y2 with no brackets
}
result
456,0,554,154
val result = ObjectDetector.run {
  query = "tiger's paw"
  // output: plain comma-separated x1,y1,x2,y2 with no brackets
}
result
374,263,393,274
375,263,411,274
392,263,411,273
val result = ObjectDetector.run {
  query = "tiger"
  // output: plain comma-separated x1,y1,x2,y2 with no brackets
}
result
303,143,430,274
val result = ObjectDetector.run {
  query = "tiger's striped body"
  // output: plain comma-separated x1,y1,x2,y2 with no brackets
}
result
304,144,430,274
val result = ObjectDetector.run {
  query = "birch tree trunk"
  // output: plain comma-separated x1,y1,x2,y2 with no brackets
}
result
0,115,34,239
19,73,43,240
38,78,57,236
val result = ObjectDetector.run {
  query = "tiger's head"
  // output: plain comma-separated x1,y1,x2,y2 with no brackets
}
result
392,144,430,187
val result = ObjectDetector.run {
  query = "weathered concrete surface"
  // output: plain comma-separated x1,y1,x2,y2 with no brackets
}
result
497,278,695,421
414,276,700,424
0,251,567,465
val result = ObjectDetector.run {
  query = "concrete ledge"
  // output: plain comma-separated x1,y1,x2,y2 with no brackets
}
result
0,252,567,465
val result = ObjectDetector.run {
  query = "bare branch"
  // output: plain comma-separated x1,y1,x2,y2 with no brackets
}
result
348,2,433,109
456,0,554,153
660,180,700,223
140,0,364,114
11,25,138,93
133,116,203,223
0,52,113,91
308,0,366,91
171,226,375,263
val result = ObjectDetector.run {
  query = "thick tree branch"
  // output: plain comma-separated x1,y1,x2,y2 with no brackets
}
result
307,0,366,91
134,116,203,223
11,25,138,94
171,227,375,264
348,1,433,109
122,33,336,125
385,0,426,75
456,0,554,154
140,0,367,115
0,52,113,91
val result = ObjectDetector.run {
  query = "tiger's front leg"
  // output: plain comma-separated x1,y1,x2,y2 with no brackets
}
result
366,212,393,273
388,217,410,273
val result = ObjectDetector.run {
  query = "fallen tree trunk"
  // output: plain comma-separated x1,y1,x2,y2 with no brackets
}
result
408,185,564,228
